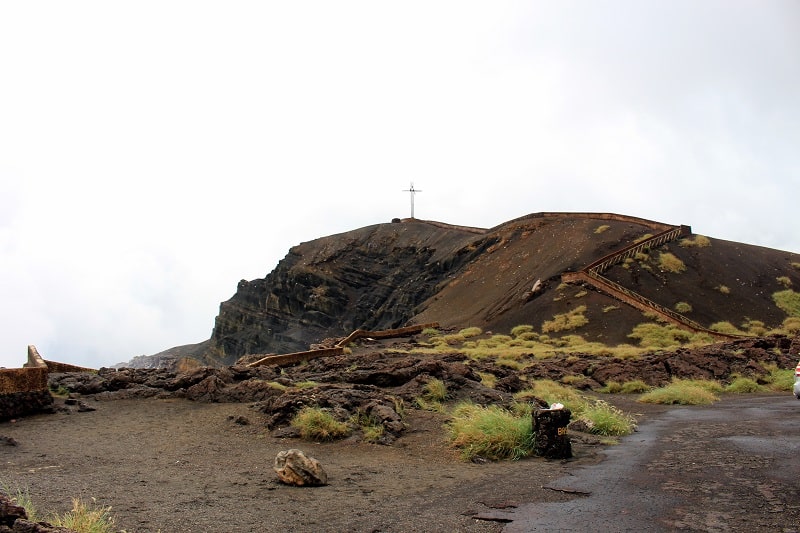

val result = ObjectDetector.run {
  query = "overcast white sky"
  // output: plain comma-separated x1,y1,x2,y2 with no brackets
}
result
1,1,798,368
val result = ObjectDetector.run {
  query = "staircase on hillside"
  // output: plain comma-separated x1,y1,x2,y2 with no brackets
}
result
562,223,742,340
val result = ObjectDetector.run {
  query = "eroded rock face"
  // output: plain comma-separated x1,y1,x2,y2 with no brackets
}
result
206,221,482,365
273,449,328,486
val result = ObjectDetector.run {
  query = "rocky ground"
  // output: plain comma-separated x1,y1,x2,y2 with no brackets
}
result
1,334,799,532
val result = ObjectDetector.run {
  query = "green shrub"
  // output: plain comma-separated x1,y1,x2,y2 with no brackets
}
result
4,489,115,533
510,324,534,337
603,305,619,313
773,289,800,317
710,321,747,336
776,276,793,288
447,402,534,461
52,498,117,533
761,364,794,391
679,235,711,247
638,379,720,405
542,305,588,333
658,252,686,273
633,233,654,244
674,301,692,313
423,378,448,402
780,317,800,334
742,320,767,336
421,327,440,336
459,327,483,338
600,381,623,393
476,371,497,389
716,285,730,294
516,380,585,413
291,406,351,441
725,377,762,393
577,400,637,436
628,323,686,348
620,380,652,394
594,224,610,234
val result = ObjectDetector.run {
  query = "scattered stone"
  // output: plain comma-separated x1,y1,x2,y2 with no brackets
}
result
229,415,250,425
273,449,328,486
76,401,96,413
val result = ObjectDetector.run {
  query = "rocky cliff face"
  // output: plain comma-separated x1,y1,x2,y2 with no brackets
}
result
205,220,485,365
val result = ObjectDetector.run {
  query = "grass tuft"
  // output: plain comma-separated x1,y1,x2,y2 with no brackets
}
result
542,305,588,333
577,400,637,436
447,402,534,461
725,377,762,393
638,379,720,405
291,406,351,441
773,289,800,317
658,252,686,273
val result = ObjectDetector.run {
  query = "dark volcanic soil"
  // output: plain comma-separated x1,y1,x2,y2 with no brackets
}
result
2,334,799,532
2,394,798,532
1,397,601,532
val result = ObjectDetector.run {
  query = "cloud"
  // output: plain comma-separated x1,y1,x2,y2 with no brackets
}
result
1,1,798,368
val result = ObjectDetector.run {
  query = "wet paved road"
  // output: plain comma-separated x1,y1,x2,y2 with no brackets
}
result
480,394,800,532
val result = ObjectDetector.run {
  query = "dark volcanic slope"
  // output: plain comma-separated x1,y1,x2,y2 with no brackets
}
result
138,212,799,368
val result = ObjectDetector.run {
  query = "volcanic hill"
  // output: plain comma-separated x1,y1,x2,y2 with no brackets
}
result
134,212,800,369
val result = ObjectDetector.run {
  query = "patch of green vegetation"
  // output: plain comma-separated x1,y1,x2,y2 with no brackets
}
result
577,400,637,436
291,406,351,441
674,301,692,314
459,327,483,338
633,233,654,244
594,224,610,234
510,324,534,337
658,252,686,273
716,285,730,294
515,380,584,413
776,276,792,288
628,323,694,348
447,402,534,461
760,364,794,391
773,289,800,317
603,305,619,313
725,376,762,393
421,327,440,336
679,235,711,247
779,317,800,334
542,305,588,333
574,290,588,298
361,423,385,443
599,379,651,394
742,319,767,336
294,380,318,389
515,381,636,436
709,321,748,336
638,379,721,405
3,488,116,533
476,371,497,389
50,385,70,397
423,378,448,402
792,262,800,270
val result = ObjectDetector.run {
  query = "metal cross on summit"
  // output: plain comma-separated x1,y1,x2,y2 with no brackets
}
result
403,182,421,219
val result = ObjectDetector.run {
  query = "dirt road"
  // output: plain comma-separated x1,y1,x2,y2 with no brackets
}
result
481,393,800,532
